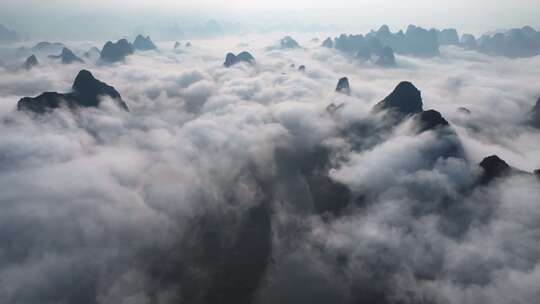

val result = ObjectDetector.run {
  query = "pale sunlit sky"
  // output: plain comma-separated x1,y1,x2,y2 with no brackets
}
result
1,0,539,38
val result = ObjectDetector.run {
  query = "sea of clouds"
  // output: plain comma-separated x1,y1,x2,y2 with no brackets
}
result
0,34,539,304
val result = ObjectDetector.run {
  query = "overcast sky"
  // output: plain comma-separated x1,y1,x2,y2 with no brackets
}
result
2,0,540,39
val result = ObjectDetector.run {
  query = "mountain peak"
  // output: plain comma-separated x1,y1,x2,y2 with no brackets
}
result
223,51,255,67
415,109,450,133
280,36,300,49
374,81,423,115
133,35,157,51
18,70,128,113
479,155,511,184
72,70,98,91
60,47,84,64
100,39,134,62
72,70,124,108
335,77,351,95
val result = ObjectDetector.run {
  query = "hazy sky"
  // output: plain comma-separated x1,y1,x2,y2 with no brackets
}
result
2,0,540,38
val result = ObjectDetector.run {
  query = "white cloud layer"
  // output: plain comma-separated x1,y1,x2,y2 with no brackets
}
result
0,34,539,304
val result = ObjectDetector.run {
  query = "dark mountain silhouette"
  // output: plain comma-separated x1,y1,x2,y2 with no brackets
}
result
415,110,465,160
236,52,255,63
17,92,67,113
224,53,237,67
415,109,450,133
373,81,423,115
437,28,460,45
24,55,38,70
100,39,134,63
223,51,255,67
335,77,351,95
0,24,19,43
298,65,306,72
174,41,181,49
71,70,124,107
49,47,84,64
133,35,157,51
18,70,128,113
479,155,512,185
279,36,300,49
185,42,192,47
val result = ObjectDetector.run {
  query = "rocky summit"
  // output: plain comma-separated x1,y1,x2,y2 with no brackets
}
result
479,155,512,184
373,81,423,115
223,51,255,67
335,77,351,95
133,35,157,51
17,70,128,113
280,36,300,49
100,39,134,63
415,109,450,133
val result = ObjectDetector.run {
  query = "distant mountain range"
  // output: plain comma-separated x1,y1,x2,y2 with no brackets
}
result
324,24,540,59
